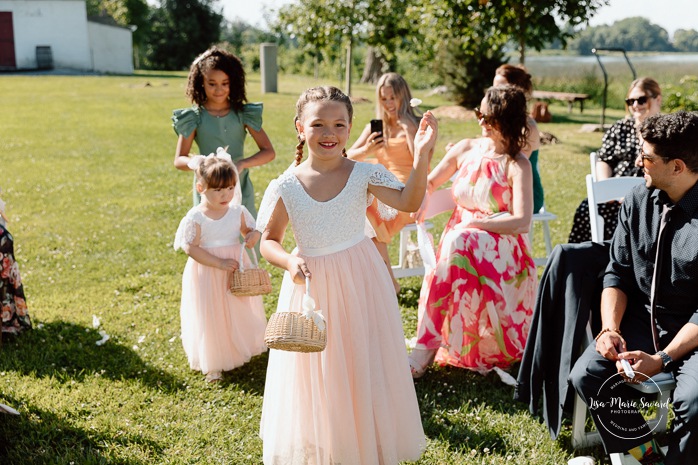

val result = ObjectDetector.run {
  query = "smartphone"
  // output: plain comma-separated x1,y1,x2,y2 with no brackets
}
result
370,119,383,135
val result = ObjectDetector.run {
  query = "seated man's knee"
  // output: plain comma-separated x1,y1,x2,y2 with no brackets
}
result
673,382,698,424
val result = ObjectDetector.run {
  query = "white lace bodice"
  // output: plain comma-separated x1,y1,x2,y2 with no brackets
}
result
256,161,404,253
174,204,255,250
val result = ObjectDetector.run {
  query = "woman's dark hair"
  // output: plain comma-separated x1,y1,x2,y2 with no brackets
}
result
495,64,533,97
485,85,530,157
293,86,353,166
185,47,247,113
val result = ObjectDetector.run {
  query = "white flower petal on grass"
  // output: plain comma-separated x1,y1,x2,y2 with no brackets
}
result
92,315,101,329
138,335,146,344
410,98,422,108
95,330,110,346
168,336,177,343
405,337,417,349
493,367,517,386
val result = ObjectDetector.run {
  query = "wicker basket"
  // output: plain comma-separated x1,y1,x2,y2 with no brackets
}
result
264,277,327,352
229,248,272,296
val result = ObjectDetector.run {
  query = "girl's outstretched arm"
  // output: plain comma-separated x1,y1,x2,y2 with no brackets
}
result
260,198,310,285
236,127,275,172
174,132,197,171
368,111,438,212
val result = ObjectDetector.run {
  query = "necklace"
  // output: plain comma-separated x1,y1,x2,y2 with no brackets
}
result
204,106,230,118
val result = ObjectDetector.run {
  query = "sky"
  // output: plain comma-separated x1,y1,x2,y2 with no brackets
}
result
222,0,698,36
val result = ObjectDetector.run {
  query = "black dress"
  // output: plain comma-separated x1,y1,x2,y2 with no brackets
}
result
567,118,643,243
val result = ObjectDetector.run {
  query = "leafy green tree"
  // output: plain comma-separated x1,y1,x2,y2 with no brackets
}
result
274,0,347,83
491,0,609,65
273,0,413,91
571,17,673,54
673,29,698,52
143,0,224,70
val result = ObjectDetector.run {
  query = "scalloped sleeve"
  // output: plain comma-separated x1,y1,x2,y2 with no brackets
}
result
242,103,263,132
173,212,200,251
172,106,201,138
368,163,404,220
256,177,281,233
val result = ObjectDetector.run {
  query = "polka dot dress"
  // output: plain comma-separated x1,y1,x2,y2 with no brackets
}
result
568,117,643,243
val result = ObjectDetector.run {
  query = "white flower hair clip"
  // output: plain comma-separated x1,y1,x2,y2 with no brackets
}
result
187,146,234,170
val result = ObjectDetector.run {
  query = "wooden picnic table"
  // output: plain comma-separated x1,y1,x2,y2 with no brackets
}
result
532,90,590,113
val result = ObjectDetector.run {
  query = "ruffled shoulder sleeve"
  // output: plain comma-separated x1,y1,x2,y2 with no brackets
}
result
242,103,263,132
365,163,404,220
172,106,201,138
173,208,202,251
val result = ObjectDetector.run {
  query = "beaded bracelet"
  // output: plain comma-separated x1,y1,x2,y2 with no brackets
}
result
595,327,622,341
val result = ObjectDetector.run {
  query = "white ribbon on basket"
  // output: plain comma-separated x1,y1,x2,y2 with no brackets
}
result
302,277,326,331
238,245,260,272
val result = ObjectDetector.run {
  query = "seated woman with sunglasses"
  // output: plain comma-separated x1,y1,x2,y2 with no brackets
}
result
408,85,537,380
568,77,662,243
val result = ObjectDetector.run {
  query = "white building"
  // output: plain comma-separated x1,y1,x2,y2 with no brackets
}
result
0,0,133,74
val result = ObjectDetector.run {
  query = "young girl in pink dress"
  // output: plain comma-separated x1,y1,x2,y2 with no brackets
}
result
257,86,437,464
174,150,267,383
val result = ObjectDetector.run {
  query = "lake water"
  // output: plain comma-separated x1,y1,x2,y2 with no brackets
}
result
524,53,698,78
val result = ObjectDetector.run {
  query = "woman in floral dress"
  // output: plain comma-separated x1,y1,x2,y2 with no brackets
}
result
409,85,537,377
1,224,30,335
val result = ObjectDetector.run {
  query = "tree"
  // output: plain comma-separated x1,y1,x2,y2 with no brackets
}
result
273,0,414,93
673,29,698,52
478,0,610,65
571,17,673,54
273,0,348,84
144,0,224,70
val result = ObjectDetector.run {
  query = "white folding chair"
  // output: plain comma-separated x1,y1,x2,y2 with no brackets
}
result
585,175,645,243
392,188,455,278
590,152,598,180
530,206,557,267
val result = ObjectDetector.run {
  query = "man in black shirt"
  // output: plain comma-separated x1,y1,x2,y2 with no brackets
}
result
570,111,698,465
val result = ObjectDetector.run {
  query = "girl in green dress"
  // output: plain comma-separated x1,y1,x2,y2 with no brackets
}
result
173,47,275,216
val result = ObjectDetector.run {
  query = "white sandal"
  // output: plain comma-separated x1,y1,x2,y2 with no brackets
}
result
205,371,222,383
408,348,436,379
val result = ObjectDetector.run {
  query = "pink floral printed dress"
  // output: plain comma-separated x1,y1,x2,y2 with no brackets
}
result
415,144,537,373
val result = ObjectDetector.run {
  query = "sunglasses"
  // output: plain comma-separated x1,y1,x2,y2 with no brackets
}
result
625,96,650,106
639,148,669,164
474,108,495,126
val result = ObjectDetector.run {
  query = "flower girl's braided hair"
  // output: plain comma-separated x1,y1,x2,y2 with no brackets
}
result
294,86,353,166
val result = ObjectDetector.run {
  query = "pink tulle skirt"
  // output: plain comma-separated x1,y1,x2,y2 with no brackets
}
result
260,238,425,464
180,244,267,374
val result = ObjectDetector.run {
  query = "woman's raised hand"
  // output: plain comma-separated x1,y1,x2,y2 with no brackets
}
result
414,111,438,158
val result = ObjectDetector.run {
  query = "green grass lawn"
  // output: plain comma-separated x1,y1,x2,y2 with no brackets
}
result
0,71,627,464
